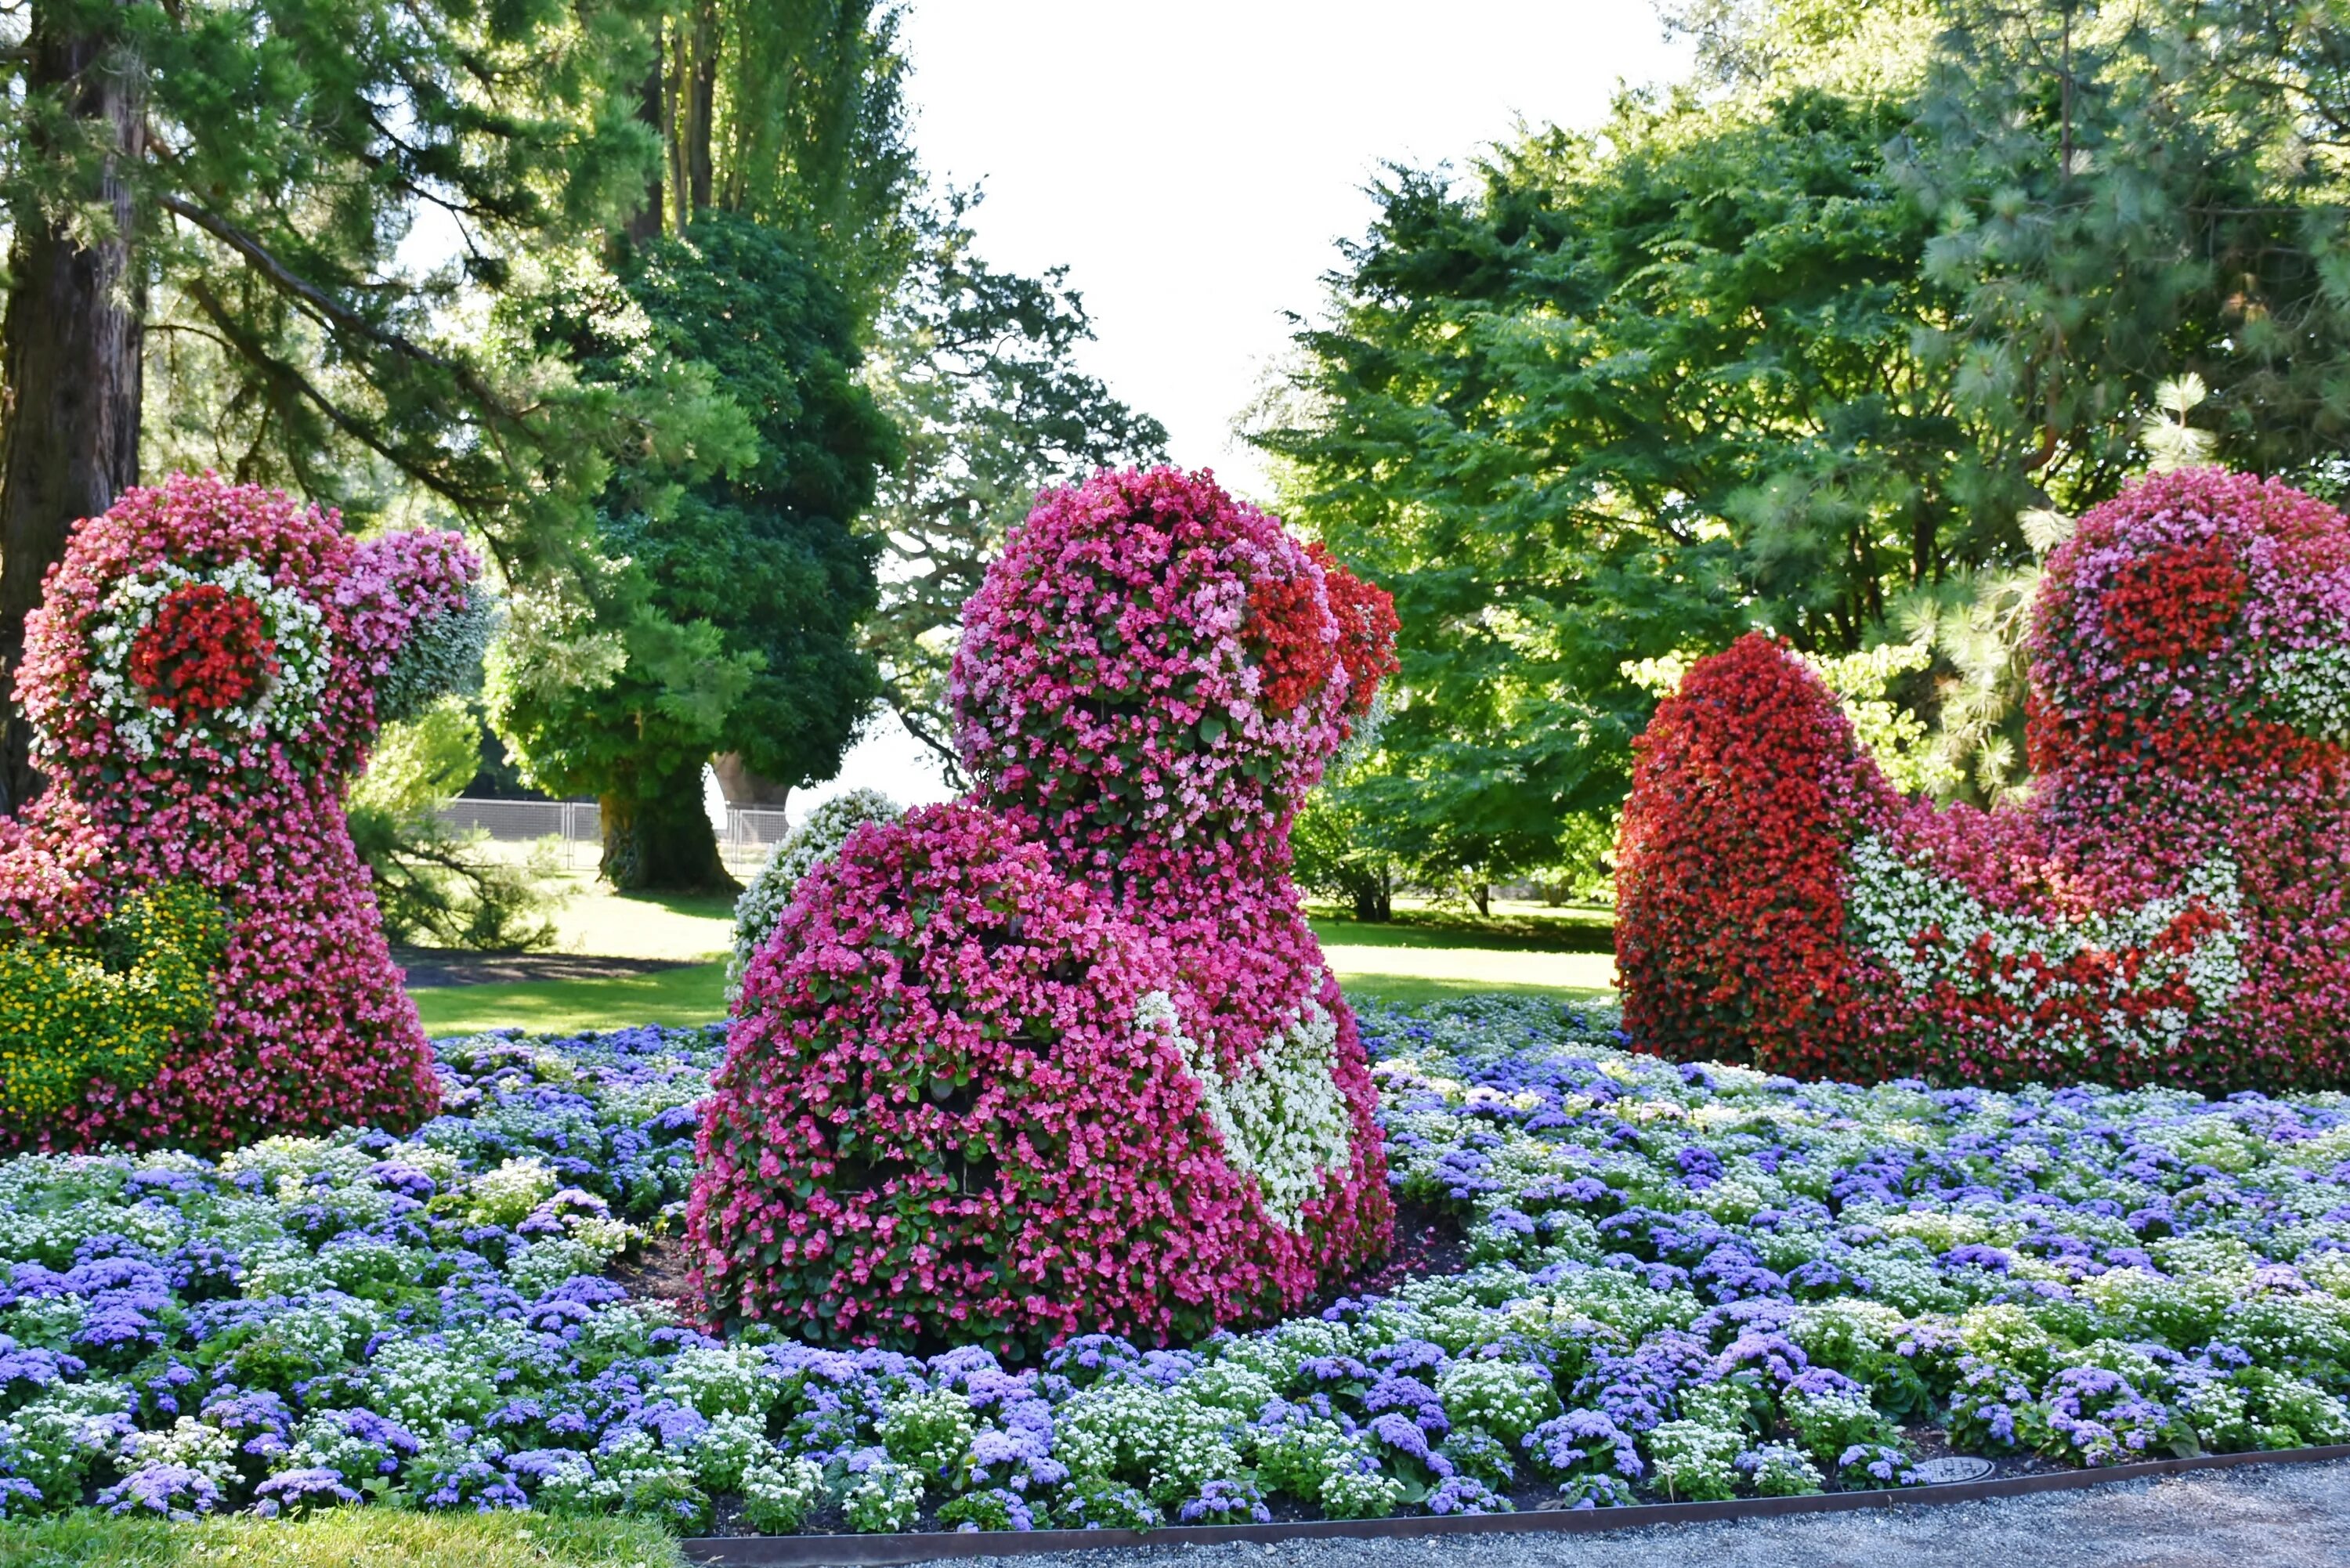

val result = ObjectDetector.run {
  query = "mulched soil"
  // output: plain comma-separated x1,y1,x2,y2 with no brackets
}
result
393,948,701,988
609,1231,696,1308
1302,1199,1472,1318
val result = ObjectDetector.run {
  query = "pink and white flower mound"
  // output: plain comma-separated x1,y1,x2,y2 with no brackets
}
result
0,472,483,1150
689,468,1397,1353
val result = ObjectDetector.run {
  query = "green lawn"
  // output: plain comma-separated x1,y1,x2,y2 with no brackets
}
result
409,867,1617,1035
410,963,729,1037
0,1511,682,1568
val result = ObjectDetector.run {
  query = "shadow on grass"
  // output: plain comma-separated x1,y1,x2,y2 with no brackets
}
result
1309,909,1615,955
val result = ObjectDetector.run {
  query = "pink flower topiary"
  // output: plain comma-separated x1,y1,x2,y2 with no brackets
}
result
689,468,1397,1351
1619,468,2350,1091
0,472,485,1149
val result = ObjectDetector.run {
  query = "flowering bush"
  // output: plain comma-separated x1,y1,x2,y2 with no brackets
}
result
722,789,902,1004
0,999,2345,1531
692,468,1396,1350
1620,468,2350,1091
0,473,484,1148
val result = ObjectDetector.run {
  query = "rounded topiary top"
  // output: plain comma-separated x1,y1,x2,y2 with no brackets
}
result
949,468,1394,872
2029,468,2350,781
694,800,1314,1350
20,472,480,799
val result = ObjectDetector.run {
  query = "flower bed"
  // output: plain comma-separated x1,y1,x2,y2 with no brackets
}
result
1,998,2346,1534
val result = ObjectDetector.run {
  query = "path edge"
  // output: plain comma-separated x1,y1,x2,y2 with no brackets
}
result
679,1440,2350,1566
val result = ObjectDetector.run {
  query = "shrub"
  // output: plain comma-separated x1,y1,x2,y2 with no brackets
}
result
0,882,225,1122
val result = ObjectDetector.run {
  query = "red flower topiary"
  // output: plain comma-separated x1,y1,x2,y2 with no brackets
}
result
128,583,280,716
1619,468,2350,1093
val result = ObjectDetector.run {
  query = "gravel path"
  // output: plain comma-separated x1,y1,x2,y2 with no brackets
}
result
907,1459,2350,1568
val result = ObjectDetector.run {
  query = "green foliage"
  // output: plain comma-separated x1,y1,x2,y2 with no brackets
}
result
1291,782,1398,922
1258,83,1980,884
85,0,682,553
0,883,226,1123
646,0,919,321
862,193,1168,775
487,213,893,890
1264,0,2350,862
347,698,559,950
1893,0,2350,493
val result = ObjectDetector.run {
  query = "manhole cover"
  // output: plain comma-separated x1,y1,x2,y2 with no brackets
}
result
1913,1456,1996,1485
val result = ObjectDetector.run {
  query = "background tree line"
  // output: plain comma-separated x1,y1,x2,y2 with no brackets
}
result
1259,0,2350,913
0,0,1160,905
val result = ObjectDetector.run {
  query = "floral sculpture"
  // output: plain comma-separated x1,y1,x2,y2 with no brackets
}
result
690,468,1401,1351
722,788,902,1005
0,472,486,1149
1618,468,2350,1092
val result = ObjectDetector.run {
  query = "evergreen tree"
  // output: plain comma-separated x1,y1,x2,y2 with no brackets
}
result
488,214,894,890
631,0,916,320
0,0,674,811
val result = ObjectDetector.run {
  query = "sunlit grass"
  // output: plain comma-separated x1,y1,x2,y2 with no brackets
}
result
0,1510,683,1568
412,963,728,1037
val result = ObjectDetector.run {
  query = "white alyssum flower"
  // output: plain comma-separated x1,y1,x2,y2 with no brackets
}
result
1139,989,1355,1229
1845,833,2244,1059
2268,646,2350,741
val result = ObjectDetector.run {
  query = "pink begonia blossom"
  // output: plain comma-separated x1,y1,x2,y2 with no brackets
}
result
689,468,1397,1351
0,472,482,1149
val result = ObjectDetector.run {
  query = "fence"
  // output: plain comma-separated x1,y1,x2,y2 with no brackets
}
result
437,797,796,873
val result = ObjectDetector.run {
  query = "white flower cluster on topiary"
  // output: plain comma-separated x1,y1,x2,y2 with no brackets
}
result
725,789,903,1003
1844,832,2245,1059
1138,988,1356,1229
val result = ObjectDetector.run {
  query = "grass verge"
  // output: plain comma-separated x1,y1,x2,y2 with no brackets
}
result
0,1511,683,1568
410,963,728,1037
407,949,1614,1038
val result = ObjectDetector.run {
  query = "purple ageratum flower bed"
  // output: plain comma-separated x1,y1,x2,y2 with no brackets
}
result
0,999,2346,1536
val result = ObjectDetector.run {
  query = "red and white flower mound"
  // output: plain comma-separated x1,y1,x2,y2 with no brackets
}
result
690,468,1397,1352
1619,468,2350,1092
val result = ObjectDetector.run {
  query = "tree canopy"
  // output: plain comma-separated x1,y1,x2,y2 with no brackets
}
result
1260,0,2350,895
0,0,679,806
488,213,894,890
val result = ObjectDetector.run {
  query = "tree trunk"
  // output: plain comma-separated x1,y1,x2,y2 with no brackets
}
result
624,49,666,244
0,11,146,815
1470,882,1491,919
686,0,717,215
711,751,790,808
1350,864,1392,923
600,764,736,893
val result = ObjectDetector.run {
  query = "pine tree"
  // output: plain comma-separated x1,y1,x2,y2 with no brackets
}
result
0,0,669,811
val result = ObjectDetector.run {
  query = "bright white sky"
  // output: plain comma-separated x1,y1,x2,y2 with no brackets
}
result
894,0,1693,500
783,2,1697,813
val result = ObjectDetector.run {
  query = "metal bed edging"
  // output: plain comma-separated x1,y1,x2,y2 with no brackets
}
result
678,1440,2350,1566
